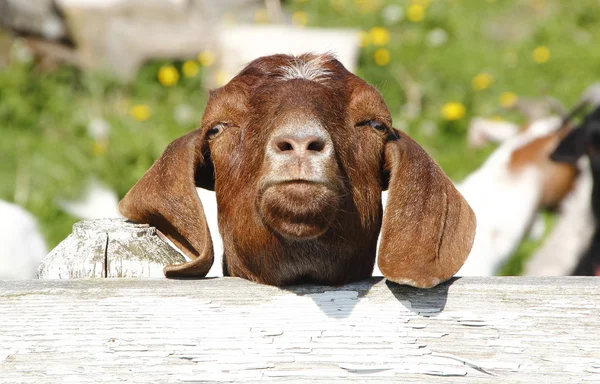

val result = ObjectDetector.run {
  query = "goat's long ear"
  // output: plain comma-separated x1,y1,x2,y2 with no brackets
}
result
119,129,214,278
378,130,476,288
550,125,587,164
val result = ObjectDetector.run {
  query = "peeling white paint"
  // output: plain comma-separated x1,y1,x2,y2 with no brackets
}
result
1,277,599,382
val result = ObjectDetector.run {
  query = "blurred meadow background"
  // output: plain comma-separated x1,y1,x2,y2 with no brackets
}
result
1,0,599,274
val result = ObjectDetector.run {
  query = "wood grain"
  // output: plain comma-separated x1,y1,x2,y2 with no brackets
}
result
1,277,599,383
37,219,186,279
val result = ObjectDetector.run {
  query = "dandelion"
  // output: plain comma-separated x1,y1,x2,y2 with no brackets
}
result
530,0,545,11
500,92,518,108
254,8,269,24
441,102,466,121
472,73,494,91
373,48,391,66
292,11,308,27
407,4,425,22
357,0,380,14
157,65,179,87
92,141,108,156
330,0,345,11
411,0,431,7
215,70,232,87
532,46,551,64
221,12,236,25
182,60,200,78
359,30,372,47
130,104,151,121
369,27,390,46
198,50,216,67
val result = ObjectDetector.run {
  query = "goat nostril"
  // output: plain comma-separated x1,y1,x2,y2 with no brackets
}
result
307,139,326,152
276,141,294,152
272,135,329,154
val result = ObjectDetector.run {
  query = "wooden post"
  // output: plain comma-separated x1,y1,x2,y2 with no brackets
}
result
37,219,185,279
1,277,599,382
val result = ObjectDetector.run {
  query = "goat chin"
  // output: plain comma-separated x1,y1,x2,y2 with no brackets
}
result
258,182,340,240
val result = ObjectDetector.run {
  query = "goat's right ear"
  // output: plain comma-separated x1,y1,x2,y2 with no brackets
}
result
551,126,587,164
119,129,215,278
378,130,476,288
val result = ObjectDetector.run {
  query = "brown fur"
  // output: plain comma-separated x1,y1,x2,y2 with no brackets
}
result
119,53,476,288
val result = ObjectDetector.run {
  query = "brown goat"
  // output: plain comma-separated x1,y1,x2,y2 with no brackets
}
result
119,53,476,288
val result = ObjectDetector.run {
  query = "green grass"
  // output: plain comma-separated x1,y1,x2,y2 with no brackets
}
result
1,0,599,274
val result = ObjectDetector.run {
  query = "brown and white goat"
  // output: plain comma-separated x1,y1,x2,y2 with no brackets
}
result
456,115,578,276
119,53,476,288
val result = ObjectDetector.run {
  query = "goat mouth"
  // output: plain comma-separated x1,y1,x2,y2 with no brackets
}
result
258,180,340,240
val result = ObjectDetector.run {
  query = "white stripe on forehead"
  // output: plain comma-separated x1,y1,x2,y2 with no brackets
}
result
278,55,333,83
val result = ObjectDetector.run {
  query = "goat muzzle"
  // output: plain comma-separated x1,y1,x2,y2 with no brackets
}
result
259,120,342,239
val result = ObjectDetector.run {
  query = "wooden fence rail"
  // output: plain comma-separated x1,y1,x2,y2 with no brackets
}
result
1,277,599,383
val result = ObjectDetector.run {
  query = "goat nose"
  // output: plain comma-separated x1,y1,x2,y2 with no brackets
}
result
271,135,328,155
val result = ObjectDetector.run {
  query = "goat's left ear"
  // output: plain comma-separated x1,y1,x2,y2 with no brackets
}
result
119,128,215,278
378,130,476,288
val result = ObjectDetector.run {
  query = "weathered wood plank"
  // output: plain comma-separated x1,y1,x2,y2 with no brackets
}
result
37,219,186,279
1,277,599,383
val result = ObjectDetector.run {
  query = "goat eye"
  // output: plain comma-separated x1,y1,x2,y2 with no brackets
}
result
207,123,226,140
357,120,388,132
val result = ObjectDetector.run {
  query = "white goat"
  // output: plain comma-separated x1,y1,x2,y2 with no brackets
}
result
456,116,575,276
0,200,48,279
58,178,121,220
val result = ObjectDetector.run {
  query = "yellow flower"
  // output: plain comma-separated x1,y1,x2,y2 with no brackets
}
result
532,46,550,64
407,4,425,22
369,27,390,46
92,141,107,156
182,60,200,78
373,48,391,66
441,102,466,121
221,12,236,25
130,104,151,121
198,50,216,67
330,0,346,11
411,0,430,7
157,65,179,87
500,92,518,108
531,0,545,11
254,8,269,24
359,30,372,47
357,0,380,14
215,70,232,87
472,73,494,91
292,11,308,27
